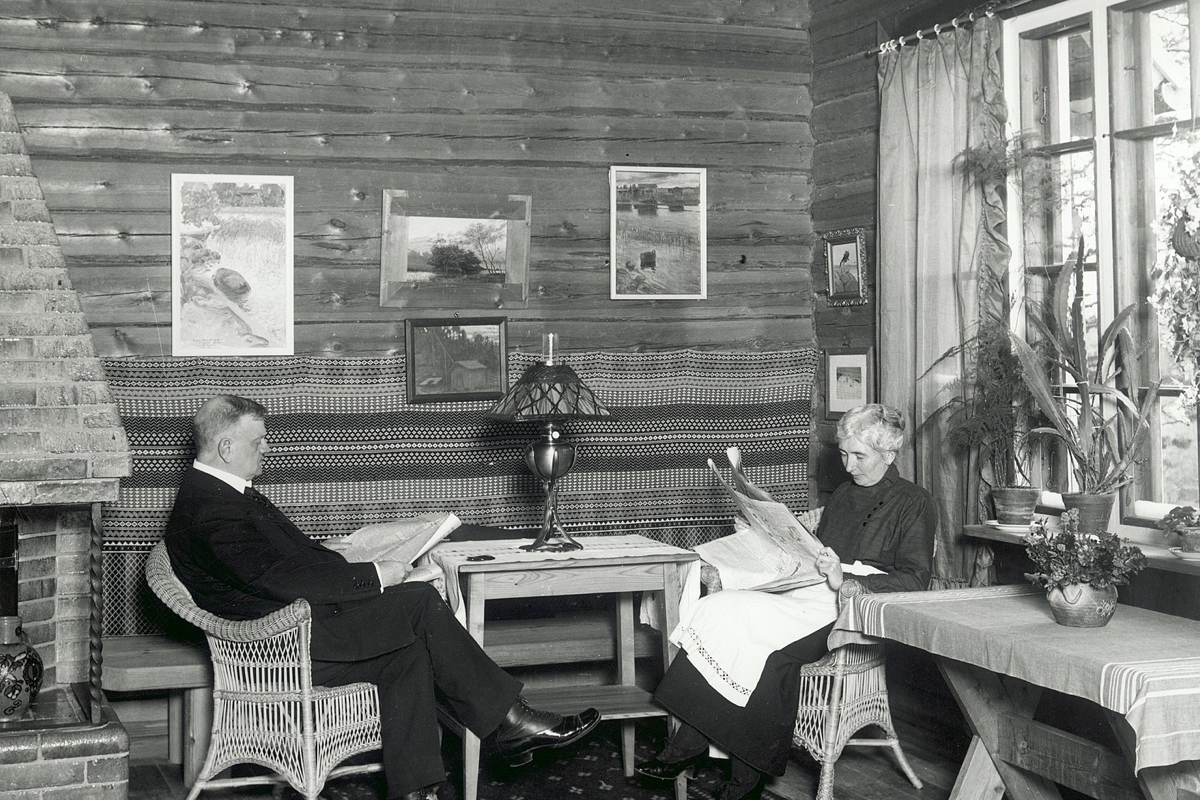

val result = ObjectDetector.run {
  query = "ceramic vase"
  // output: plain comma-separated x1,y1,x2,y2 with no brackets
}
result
1046,583,1118,627
1061,492,1116,534
0,616,43,721
992,487,1040,526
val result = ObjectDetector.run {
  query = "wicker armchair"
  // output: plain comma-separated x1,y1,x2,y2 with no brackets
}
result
145,541,384,800
792,577,923,800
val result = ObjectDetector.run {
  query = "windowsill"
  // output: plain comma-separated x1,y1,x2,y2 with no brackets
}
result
964,524,1200,576
1033,492,1174,546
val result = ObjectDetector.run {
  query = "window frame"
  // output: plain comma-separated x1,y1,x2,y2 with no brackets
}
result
1002,0,1200,542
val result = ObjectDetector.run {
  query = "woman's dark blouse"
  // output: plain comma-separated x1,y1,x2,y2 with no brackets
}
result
815,463,936,593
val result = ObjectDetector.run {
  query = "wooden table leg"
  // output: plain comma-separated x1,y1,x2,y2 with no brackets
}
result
939,659,1061,800
1105,710,1200,800
463,575,487,800
663,562,688,800
617,591,636,777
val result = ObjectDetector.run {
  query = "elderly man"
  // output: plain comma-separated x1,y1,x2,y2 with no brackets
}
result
164,394,600,800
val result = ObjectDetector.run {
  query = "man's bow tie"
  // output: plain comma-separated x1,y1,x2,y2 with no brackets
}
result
244,486,271,506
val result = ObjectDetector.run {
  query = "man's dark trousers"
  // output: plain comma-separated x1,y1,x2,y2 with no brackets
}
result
311,580,522,797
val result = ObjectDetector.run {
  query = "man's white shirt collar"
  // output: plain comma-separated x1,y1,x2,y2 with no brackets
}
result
193,460,252,494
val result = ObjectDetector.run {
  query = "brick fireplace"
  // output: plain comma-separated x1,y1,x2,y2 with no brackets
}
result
0,91,133,799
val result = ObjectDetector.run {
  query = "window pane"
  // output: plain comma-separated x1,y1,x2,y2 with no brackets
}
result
1156,395,1199,505
1020,150,1096,271
1021,25,1094,144
1151,133,1200,389
1067,31,1096,139
1151,3,1192,124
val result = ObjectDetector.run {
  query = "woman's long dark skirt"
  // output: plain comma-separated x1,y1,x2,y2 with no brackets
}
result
652,622,833,776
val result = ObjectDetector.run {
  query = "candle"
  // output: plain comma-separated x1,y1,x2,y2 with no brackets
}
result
544,333,557,365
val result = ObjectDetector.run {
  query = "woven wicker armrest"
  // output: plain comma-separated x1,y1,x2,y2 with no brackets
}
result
200,598,312,642
836,577,871,610
146,540,313,641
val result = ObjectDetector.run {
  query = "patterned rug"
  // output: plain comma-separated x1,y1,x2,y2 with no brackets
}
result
290,720,789,800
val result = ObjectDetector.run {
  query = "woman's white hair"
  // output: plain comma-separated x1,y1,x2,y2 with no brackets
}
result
836,403,906,454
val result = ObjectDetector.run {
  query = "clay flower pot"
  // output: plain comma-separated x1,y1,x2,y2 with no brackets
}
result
992,486,1040,526
1178,526,1200,553
1046,584,1118,628
1172,217,1200,260
1061,492,1115,534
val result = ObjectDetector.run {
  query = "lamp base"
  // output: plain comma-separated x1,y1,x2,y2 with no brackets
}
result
521,478,584,552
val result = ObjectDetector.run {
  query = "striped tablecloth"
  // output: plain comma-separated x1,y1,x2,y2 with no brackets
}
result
829,584,1200,772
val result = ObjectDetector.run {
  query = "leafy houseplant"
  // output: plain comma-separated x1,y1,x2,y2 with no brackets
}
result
1009,239,1162,532
920,252,1039,524
1158,505,1200,552
1023,508,1148,627
1150,144,1200,408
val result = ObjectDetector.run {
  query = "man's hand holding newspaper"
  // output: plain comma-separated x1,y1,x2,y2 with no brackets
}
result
324,512,461,585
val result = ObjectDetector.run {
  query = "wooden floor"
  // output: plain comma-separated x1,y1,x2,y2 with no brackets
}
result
126,665,970,800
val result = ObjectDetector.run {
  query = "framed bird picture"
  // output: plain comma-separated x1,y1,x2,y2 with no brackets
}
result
824,228,867,306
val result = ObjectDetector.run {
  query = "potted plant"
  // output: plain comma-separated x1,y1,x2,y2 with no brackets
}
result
1009,239,1162,533
920,251,1041,525
1023,508,1148,627
1158,505,1200,553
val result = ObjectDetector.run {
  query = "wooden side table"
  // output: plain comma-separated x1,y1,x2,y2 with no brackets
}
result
430,534,697,800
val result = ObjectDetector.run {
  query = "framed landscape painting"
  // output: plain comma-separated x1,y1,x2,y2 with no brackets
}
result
171,174,294,356
405,317,508,403
381,191,531,309
610,166,707,300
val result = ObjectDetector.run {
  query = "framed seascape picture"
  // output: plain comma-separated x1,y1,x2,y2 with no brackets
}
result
171,174,294,355
381,191,531,309
824,228,867,306
610,166,706,300
405,317,508,404
825,347,874,420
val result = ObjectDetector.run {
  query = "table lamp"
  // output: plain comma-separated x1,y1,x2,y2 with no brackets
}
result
487,335,614,551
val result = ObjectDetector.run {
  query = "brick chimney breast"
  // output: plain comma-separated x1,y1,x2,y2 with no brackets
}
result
0,91,131,507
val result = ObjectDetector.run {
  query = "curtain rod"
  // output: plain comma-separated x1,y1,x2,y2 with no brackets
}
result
864,0,1037,57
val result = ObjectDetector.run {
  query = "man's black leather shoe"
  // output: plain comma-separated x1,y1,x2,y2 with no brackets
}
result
488,697,601,766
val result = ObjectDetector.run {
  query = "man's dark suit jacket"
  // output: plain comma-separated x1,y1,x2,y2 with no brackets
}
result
164,466,416,662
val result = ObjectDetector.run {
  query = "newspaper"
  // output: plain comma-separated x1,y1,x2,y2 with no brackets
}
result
696,449,826,593
336,512,462,566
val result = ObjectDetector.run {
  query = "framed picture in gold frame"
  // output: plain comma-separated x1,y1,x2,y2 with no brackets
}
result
824,228,867,306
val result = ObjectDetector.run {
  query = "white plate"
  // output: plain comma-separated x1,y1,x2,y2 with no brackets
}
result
985,520,1033,534
1168,547,1200,562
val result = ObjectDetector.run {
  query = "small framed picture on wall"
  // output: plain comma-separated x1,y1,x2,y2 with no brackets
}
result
823,228,867,306
824,347,874,420
405,317,508,404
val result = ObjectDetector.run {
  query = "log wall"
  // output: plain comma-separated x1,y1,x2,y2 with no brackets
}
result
0,0,814,357
809,0,960,491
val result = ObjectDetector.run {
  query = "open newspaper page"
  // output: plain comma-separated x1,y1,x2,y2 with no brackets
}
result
697,456,825,592
337,512,462,566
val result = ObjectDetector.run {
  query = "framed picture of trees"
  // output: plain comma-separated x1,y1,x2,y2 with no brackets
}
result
404,317,508,403
380,191,532,309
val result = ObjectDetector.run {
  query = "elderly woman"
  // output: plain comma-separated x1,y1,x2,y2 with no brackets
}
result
636,404,937,800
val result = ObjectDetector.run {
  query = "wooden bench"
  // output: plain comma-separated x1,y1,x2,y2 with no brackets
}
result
102,635,213,786
103,611,661,784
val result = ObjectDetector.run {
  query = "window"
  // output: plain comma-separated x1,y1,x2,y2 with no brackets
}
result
1003,0,1200,528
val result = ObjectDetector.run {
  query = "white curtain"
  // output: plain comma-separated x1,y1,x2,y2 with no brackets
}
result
877,16,1008,588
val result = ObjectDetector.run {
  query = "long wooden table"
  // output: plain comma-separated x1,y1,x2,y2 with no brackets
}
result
427,534,698,800
830,584,1200,800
